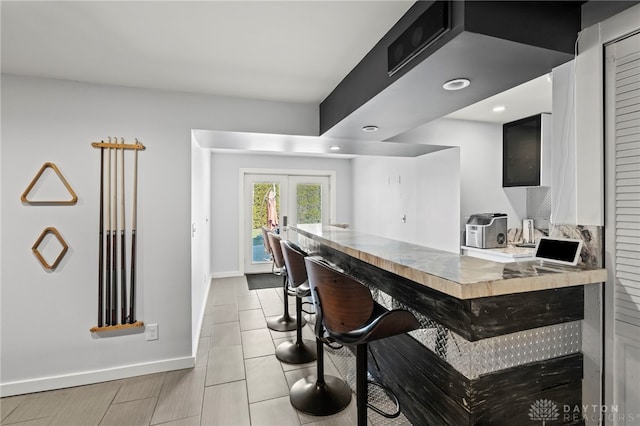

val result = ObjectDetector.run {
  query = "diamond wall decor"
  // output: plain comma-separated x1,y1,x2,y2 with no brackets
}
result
32,227,68,270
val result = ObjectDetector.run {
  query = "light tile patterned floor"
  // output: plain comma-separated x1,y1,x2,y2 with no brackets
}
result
2,275,410,426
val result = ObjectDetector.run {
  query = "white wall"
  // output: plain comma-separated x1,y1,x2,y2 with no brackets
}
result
575,24,605,226
0,74,317,396
350,149,460,253
415,148,461,252
550,60,577,226
191,138,212,354
351,156,416,243
393,118,525,230
208,152,352,276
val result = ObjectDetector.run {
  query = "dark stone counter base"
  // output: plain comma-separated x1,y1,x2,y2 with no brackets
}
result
369,333,584,425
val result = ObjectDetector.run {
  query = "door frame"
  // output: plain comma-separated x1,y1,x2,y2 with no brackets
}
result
243,174,289,274
238,168,336,275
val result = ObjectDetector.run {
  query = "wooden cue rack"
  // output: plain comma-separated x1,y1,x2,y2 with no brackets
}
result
91,141,146,151
89,322,144,333
89,138,146,333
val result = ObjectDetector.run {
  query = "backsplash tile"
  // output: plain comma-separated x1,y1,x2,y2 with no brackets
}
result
526,186,552,230
549,224,603,268
508,224,603,268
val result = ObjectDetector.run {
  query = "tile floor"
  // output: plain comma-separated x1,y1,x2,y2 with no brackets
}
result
1,276,410,426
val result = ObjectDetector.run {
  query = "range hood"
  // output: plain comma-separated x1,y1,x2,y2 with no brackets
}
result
319,1,582,141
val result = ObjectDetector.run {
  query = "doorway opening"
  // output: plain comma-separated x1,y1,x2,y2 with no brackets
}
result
241,170,335,274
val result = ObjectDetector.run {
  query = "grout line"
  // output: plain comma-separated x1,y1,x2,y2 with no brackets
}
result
0,399,25,424
238,277,254,425
1,415,50,426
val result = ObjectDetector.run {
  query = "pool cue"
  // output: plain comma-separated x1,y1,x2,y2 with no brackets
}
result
105,139,112,325
111,138,118,324
97,144,105,328
119,142,127,324
129,145,138,323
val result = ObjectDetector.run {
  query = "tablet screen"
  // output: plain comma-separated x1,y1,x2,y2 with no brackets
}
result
535,237,583,266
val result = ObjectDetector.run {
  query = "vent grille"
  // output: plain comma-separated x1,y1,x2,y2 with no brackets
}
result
387,1,451,76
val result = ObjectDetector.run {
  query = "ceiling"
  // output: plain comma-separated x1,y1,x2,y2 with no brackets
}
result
1,1,413,104
445,73,552,124
1,0,551,135
193,129,448,158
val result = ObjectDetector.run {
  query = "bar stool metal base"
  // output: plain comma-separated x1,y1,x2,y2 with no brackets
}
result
289,375,352,416
267,314,299,332
276,339,317,364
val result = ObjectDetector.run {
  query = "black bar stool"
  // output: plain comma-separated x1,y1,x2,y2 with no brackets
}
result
265,232,301,332
275,240,317,364
260,226,272,262
304,256,420,426
288,255,352,416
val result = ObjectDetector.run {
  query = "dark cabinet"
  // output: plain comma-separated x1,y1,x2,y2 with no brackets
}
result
503,113,551,187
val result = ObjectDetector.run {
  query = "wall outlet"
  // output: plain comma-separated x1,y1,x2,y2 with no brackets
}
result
146,323,159,341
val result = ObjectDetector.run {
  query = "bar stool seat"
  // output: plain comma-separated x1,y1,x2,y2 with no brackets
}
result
304,256,419,426
265,232,302,332
275,240,317,364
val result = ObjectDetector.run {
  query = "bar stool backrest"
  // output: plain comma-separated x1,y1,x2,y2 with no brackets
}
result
280,240,308,288
261,226,272,257
304,257,374,335
267,232,285,269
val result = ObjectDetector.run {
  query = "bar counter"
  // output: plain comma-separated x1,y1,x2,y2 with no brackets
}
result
289,224,606,425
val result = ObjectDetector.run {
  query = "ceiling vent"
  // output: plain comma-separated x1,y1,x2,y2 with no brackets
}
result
387,1,451,76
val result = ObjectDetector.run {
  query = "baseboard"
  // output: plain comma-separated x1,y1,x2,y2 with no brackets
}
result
192,275,213,356
211,271,242,279
0,356,195,397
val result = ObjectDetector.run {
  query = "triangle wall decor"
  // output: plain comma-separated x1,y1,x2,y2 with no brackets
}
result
21,162,78,205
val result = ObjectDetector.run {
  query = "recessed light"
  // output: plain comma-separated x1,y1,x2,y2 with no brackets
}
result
493,105,506,113
329,146,341,151
442,78,471,91
362,125,379,132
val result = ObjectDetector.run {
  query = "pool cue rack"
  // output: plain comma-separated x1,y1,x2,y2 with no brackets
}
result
90,138,145,333
89,322,144,333
91,140,146,151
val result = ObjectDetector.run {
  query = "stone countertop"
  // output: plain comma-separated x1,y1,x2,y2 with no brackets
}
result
461,245,536,258
290,224,606,299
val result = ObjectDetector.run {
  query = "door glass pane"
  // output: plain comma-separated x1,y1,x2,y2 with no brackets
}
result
296,183,322,224
252,183,280,263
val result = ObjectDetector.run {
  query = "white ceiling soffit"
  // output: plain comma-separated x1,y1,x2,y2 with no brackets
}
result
192,129,449,157
0,1,414,104
445,73,552,124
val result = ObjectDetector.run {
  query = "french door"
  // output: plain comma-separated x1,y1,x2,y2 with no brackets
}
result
604,31,640,424
243,172,332,274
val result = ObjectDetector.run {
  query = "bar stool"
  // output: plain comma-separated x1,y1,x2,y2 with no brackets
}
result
304,256,420,426
276,240,317,364
260,226,273,263
265,232,301,332
288,256,352,416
